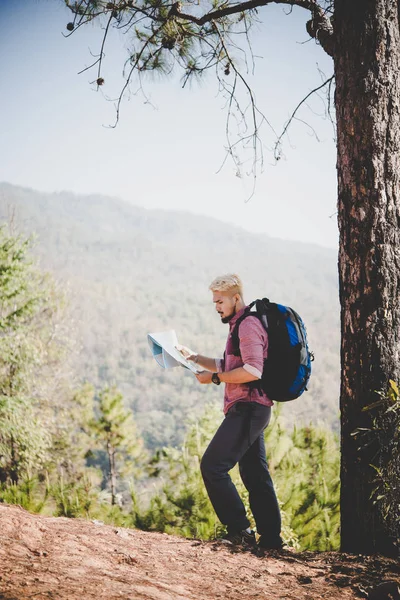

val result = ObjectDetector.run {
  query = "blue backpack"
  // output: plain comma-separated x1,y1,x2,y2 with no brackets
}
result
231,298,313,402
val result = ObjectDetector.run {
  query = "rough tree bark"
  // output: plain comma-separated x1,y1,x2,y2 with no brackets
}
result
334,0,400,555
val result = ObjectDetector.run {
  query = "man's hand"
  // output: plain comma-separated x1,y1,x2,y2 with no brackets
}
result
176,344,197,362
177,348,218,372
195,370,213,384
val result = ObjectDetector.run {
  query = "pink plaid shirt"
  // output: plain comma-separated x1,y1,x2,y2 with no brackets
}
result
215,306,273,414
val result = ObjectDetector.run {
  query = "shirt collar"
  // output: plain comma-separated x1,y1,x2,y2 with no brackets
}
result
228,305,248,329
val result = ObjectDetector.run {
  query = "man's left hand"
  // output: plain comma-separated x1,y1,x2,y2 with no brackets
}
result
195,371,213,384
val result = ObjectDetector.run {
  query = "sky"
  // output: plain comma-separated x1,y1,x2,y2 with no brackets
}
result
0,0,338,248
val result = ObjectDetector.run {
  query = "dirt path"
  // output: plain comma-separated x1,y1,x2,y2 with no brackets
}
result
0,504,399,600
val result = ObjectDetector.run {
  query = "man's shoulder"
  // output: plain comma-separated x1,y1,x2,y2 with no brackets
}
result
237,314,267,338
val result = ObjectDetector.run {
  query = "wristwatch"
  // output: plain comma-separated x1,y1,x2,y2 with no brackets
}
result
212,372,221,385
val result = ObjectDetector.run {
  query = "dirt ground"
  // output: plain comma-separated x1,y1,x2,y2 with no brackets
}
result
0,504,399,600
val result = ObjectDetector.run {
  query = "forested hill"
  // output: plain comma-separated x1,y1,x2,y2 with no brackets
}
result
0,182,340,448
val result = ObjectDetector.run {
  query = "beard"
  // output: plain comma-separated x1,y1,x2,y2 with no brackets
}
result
221,309,236,324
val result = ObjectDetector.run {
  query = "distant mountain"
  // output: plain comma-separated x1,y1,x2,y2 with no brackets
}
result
0,183,340,448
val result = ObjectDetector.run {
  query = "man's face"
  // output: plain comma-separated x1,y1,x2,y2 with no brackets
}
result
212,291,238,324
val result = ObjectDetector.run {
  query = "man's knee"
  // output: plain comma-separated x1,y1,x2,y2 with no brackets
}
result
200,452,213,480
239,463,273,491
200,452,227,482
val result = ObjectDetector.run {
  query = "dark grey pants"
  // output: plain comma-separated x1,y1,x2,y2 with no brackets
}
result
200,401,282,545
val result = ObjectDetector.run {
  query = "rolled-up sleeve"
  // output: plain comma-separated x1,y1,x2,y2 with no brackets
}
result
238,316,267,379
215,356,225,373
243,363,262,379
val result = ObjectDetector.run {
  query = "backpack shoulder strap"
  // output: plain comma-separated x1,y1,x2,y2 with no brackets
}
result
231,312,250,357
231,299,268,357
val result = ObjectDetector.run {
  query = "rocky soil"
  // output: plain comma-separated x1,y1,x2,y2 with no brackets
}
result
0,504,399,600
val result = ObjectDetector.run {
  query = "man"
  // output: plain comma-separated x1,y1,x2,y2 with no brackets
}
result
179,274,283,550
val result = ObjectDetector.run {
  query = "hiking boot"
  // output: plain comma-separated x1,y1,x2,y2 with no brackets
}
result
222,529,257,548
257,535,285,551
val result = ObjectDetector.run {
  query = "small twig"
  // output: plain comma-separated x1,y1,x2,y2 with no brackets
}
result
109,27,164,128
293,116,321,141
97,12,114,83
274,75,334,160
214,22,268,191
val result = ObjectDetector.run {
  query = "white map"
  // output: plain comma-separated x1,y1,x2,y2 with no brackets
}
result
147,330,200,374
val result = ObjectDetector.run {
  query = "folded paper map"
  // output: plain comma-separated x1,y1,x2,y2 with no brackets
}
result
147,330,200,374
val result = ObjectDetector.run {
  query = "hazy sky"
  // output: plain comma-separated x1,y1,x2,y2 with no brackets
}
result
0,0,338,248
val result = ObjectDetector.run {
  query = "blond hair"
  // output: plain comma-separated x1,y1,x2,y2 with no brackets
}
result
209,274,243,298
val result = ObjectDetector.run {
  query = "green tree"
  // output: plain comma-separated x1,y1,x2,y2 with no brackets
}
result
91,386,145,505
49,382,98,477
62,0,400,555
45,382,104,518
0,227,68,483
265,414,340,551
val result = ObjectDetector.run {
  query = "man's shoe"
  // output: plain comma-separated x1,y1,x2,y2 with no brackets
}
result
222,529,257,548
257,535,285,551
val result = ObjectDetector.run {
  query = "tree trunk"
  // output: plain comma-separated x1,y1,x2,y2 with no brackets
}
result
10,435,18,485
334,0,400,555
107,441,117,506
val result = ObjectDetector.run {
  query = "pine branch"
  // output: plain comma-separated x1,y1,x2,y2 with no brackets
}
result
169,0,334,56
